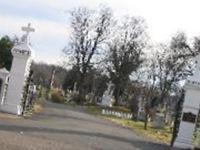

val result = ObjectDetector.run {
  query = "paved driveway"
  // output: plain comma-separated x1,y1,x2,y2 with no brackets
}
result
0,101,176,150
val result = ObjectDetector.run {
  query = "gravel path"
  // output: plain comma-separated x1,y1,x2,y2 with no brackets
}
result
0,101,177,150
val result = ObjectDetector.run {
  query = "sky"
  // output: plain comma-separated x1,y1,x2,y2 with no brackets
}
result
0,0,200,64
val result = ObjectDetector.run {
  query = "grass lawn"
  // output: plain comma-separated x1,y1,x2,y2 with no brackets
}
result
105,117,172,144
86,105,172,144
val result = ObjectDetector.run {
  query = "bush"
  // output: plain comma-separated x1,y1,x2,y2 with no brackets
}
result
51,91,65,103
70,92,84,104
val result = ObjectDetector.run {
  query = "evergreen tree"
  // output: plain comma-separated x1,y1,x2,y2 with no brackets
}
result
0,36,13,71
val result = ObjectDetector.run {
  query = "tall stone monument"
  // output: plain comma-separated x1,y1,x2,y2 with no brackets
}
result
0,23,35,115
101,82,114,107
174,55,200,149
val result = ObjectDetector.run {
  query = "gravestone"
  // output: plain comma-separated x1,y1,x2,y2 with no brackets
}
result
73,82,78,93
101,82,114,107
137,96,146,121
0,23,35,115
174,54,200,149
102,109,133,119
153,114,165,128
26,83,37,107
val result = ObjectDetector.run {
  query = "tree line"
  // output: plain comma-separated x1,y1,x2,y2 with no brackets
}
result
62,6,200,135
63,6,200,106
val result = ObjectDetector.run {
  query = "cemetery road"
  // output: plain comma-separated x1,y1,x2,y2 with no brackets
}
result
0,101,178,150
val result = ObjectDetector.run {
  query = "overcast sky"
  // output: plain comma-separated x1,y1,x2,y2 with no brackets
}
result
0,0,200,64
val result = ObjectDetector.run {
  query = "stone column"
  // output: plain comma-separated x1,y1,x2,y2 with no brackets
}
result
0,23,34,115
1,51,31,115
174,55,200,149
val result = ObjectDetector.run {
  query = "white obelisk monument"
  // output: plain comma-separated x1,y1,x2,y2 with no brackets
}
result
174,55,200,149
1,23,35,115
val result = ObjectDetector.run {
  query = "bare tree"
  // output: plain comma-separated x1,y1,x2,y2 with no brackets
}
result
144,58,159,129
133,54,159,129
135,33,200,130
107,16,148,105
155,32,199,108
64,6,112,100
141,32,200,129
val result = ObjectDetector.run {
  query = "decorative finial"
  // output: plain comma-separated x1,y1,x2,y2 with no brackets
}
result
21,23,35,44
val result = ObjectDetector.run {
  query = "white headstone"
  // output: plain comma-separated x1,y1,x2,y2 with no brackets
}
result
101,82,114,107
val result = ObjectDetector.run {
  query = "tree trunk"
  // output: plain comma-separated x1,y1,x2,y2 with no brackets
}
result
144,103,149,130
113,87,120,106
144,112,148,130
77,72,87,104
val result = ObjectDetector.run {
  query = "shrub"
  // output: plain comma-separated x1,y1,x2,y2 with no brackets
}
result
70,92,84,104
51,91,65,103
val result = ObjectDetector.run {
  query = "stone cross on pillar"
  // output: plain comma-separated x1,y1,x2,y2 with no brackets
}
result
0,23,35,115
21,23,35,44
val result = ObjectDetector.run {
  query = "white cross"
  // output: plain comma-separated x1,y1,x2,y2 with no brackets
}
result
21,23,35,43
21,23,35,35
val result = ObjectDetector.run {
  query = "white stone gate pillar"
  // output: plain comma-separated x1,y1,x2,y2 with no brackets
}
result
1,23,35,115
174,55,200,149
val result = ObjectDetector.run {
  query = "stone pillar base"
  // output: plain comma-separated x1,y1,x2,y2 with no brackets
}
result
174,138,194,149
0,103,22,115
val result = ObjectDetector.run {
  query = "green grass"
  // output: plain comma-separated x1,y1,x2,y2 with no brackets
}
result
86,105,102,115
86,105,172,144
106,106,131,113
106,117,172,144
64,100,78,108
86,105,131,115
